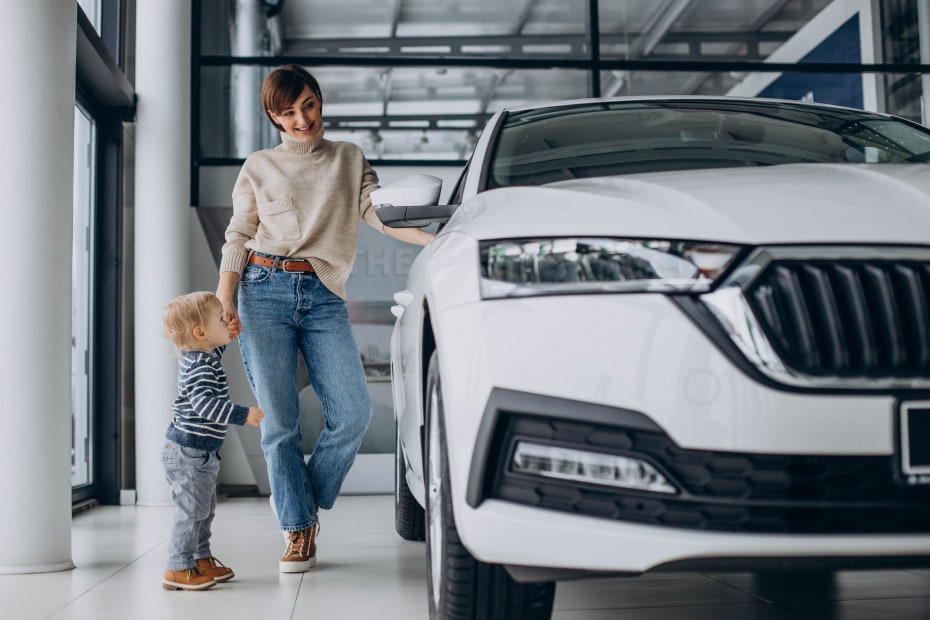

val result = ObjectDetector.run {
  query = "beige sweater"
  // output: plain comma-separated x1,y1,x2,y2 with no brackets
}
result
220,131,384,299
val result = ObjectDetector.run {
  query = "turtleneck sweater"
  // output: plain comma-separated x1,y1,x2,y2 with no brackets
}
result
220,130,384,299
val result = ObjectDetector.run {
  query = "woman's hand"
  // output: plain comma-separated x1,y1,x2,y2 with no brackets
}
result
383,226,436,246
216,271,243,338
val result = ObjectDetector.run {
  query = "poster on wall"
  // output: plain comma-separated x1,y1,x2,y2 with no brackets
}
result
758,15,862,108
727,0,879,111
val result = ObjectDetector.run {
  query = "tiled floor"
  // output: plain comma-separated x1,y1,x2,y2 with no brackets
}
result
3,495,930,620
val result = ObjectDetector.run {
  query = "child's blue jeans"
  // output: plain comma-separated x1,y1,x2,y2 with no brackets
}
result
161,441,221,570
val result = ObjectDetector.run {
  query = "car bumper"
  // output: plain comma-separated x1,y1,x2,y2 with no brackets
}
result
462,499,930,580
429,293,930,573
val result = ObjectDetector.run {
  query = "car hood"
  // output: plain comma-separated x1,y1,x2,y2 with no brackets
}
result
447,163,930,245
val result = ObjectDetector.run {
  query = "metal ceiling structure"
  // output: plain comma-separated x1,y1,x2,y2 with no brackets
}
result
194,0,928,173
259,0,828,129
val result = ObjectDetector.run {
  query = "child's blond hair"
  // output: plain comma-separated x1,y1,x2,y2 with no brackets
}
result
163,291,222,353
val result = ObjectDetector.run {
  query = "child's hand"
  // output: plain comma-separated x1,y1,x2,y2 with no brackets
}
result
225,312,243,338
219,300,243,338
246,407,264,426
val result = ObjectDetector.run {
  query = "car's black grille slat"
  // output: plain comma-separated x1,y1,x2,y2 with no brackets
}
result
488,414,930,534
744,259,930,376
799,264,848,370
862,264,907,369
893,264,930,370
771,265,821,369
831,263,878,370
752,284,787,350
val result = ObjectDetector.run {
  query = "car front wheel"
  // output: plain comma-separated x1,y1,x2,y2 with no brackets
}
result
424,352,555,620
395,423,425,541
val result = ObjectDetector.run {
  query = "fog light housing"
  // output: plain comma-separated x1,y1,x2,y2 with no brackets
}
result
511,442,677,494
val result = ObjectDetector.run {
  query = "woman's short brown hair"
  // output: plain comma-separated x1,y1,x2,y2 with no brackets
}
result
261,64,323,131
163,291,222,353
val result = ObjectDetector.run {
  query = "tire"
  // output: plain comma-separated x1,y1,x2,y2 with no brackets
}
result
395,422,426,541
424,352,555,620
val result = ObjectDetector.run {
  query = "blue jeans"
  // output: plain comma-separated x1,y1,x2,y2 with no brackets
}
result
237,254,372,532
161,441,221,570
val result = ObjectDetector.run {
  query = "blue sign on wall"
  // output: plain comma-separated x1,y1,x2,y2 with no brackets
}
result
759,14,862,109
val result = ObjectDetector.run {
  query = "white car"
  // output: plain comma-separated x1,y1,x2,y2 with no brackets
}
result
373,96,930,620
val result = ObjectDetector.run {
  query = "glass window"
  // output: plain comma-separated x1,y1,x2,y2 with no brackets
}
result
598,0,834,62
199,65,588,160
77,0,102,33
201,0,588,57
882,73,927,126
72,105,96,488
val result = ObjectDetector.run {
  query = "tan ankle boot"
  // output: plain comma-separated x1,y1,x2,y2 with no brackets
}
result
195,556,235,582
162,566,216,591
279,523,318,573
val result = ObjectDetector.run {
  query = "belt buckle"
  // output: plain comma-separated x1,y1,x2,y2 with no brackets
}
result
281,259,306,272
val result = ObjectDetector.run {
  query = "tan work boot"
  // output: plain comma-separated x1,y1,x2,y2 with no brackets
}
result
279,523,318,573
162,566,216,591
195,556,235,582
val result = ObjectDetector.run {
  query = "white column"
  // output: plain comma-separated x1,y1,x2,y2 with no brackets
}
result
232,0,265,157
134,0,191,505
0,3,76,573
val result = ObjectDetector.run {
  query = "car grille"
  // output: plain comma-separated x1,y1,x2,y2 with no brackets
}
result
744,259,930,377
487,413,930,534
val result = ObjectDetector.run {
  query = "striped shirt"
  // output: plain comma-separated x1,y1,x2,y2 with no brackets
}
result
165,345,250,451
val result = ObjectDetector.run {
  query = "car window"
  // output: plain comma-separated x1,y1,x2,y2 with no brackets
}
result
487,101,930,189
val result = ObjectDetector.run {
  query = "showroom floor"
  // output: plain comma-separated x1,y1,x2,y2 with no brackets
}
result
3,495,930,620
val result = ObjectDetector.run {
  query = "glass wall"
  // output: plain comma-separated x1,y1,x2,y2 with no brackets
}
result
198,64,587,161
77,0,102,33
196,0,930,172
72,105,97,488
70,0,133,505
597,0,832,63
880,0,929,123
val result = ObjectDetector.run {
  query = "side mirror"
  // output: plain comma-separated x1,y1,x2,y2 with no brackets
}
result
372,174,456,228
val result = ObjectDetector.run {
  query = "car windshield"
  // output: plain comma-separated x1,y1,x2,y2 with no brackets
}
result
488,100,930,189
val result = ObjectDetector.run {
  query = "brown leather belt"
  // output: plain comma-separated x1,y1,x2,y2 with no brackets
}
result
248,254,315,272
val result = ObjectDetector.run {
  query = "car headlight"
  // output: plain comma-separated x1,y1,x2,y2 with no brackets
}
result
511,441,677,494
479,237,742,299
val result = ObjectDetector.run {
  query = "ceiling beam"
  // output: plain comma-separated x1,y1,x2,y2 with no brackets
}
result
284,33,588,56
322,113,491,130
281,30,790,60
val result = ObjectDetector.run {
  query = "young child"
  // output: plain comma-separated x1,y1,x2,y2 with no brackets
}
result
160,291,264,591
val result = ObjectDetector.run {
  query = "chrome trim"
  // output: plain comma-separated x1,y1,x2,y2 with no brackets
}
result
702,245,930,390
701,286,789,376
717,245,930,289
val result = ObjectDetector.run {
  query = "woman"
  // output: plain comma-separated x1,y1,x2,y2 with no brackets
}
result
216,64,433,573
